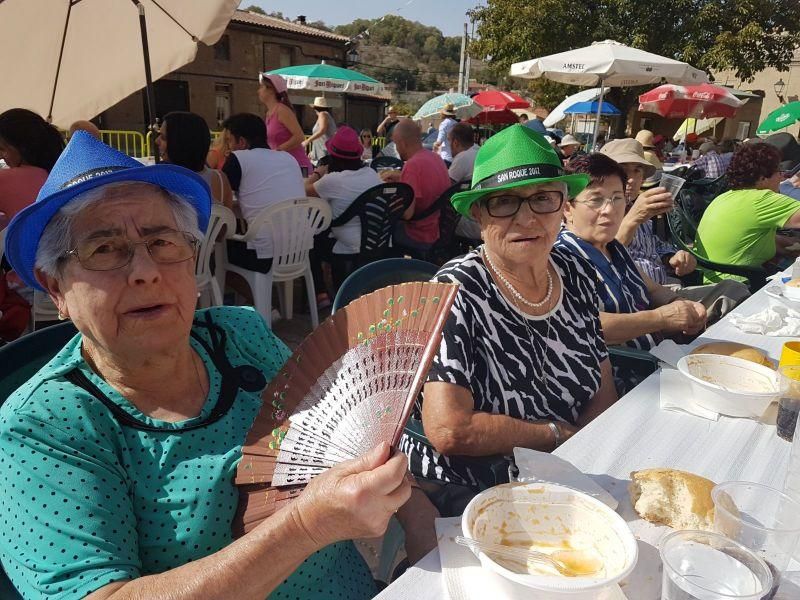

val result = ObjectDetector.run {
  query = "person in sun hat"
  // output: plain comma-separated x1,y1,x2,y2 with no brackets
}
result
304,125,381,305
399,124,618,517
634,129,663,173
302,96,337,165
257,72,313,174
433,102,458,163
558,133,583,163
0,131,415,599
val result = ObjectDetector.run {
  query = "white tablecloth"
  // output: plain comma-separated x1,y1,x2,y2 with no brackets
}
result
376,279,800,599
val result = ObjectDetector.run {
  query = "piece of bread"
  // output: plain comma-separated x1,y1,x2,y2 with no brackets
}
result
690,342,774,369
629,468,715,531
787,278,800,287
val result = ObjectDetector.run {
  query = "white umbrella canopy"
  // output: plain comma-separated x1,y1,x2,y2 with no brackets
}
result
511,40,708,148
0,0,240,129
543,88,602,127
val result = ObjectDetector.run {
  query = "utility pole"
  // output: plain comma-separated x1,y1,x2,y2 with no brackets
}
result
464,16,475,94
457,21,467,94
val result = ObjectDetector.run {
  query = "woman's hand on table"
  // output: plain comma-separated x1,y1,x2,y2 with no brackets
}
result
657,299,707,335
291,442,411,549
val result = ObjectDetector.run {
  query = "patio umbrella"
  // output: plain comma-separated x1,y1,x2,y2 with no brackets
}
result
510,40,708,149
673,117,724,141
757,101,800,135
638,83,743,119
544,88,602,127
467,90,528,125
563,100,621,115
465,108,520,125
268,62,389,98
412,93,483,121
0,0,240,130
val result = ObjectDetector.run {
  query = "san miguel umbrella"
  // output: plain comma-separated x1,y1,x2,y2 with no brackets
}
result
268,62,389,98
757,101,800,135
511,40,708,150
0,1,240,132
638,83,743,119
412,93,483,121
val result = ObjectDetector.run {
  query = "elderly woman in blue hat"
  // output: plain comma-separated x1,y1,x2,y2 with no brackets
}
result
399,125,618,516
0,133,410,599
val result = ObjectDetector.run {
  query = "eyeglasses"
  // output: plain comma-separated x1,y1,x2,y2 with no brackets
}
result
361,135,372,140
64,230,199,271
483,190,565,217
572,195,626,211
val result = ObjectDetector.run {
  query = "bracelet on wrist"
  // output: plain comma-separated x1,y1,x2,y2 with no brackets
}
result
546,421,562,448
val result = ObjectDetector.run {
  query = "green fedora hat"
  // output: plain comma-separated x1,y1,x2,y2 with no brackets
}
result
451,125,589,217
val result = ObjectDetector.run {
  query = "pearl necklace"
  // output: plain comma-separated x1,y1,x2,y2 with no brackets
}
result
481,246,553,310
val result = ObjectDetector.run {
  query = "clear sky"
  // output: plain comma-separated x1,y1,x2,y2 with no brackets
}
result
247,0,483,37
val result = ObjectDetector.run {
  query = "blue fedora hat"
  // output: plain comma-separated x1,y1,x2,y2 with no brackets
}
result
4,131,211,291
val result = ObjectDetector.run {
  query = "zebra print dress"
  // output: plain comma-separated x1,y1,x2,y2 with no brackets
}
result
399,246,608,487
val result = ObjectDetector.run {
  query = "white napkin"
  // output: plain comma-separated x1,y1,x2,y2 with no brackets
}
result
513,448,619,510
659,367,720,421
728,304,800,336
437,517,626,600
648,339,688,369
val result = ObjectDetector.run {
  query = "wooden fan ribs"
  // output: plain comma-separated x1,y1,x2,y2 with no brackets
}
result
234,281,458,536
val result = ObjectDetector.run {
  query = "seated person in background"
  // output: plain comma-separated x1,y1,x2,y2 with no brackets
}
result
68,119,101,140
221,113,304,274
380,118,450,252
206,129,231,170
305,126,381,303
157,111,233,209
602,139,696,285
696,142,800,280
400,126,618,517
448,123,482,240
558,134,583,165
718,138,737,171
359,128,378,161
557,154,715,393
691,141,726,179
763,132,800,201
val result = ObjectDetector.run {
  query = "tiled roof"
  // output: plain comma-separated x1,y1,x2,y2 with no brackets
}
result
231,10,350,43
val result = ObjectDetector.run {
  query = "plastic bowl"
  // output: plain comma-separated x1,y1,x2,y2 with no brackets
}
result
461,482,638,594
784,281,800,301
677,354,778,418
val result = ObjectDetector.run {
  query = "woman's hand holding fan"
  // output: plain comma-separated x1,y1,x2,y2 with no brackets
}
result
233,281,458,536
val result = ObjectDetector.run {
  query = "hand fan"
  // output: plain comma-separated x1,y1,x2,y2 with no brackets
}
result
232,280,458,536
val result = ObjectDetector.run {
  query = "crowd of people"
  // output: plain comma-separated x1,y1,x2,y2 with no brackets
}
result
2,68,800,599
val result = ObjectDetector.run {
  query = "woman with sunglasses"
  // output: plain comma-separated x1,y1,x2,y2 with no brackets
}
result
399,125,618,517
359,128,377,160
0,133,410,599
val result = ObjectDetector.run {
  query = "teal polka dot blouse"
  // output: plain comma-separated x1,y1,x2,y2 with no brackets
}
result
0,306,377,599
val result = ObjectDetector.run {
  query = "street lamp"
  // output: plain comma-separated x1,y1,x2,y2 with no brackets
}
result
346,45,360,67
774,78,786,103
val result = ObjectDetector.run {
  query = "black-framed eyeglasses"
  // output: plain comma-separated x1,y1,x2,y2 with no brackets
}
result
483,190,565,218
64,230,199,271
572,195,626,211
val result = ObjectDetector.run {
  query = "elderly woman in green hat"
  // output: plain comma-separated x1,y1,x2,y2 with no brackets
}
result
399,125,618,516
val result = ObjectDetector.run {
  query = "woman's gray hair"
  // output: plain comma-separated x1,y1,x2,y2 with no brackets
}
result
36,181,203,278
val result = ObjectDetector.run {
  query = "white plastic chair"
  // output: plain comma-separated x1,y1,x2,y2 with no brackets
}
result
226,197,332,327
195,204,236,308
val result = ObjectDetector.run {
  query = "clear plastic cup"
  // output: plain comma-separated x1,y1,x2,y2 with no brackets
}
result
712,481,800,598
660,173,686,200
660,530,773,600
778,365,800,441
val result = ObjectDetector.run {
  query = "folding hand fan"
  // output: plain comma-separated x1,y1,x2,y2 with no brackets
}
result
232,281,458,536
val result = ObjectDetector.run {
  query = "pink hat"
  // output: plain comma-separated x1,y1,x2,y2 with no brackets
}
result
325,126,363,160
259,73,287,94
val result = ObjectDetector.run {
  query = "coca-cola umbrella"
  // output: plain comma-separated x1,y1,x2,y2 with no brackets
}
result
466,91,529,125
638,83,744,119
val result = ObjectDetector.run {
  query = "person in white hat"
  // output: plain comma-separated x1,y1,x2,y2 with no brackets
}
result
302,96,337,165
433,103,458,163
558,134,583,164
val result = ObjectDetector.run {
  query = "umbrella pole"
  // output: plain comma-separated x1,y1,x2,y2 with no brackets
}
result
591,81,605,151
134,0,159,163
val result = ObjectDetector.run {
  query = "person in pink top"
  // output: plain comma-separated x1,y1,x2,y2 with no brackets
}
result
257,73,314,175
0,109,64,222
381,118,451,251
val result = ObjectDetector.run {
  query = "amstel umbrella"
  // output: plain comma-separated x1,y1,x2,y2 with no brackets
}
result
413,93,483,121
268,62,388,98
757,101,800,135
638,83,743,119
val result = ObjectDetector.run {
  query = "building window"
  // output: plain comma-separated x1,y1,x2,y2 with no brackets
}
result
736,121,750,140
215,84,232,127
279,45,293,68
214,35,231,61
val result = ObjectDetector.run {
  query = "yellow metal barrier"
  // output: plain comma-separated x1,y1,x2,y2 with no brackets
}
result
100,130,149,158
375,136,387,149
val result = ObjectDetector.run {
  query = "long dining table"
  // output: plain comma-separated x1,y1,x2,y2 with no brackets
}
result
376,276,800,599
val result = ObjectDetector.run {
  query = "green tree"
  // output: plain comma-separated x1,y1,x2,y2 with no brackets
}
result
243,5,266,15
469,0,800,132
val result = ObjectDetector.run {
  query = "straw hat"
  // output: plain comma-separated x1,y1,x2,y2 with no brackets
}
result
311,96,332,109
600,138,657,178
440,103,456,117
558,134,581,148
635,129,656,149
450,125,589,217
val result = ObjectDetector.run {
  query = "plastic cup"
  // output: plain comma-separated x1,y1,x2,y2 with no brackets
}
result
778,365,800,441
779,341,800,367
712,481,800,598
660,173,686,200
660,530,773,600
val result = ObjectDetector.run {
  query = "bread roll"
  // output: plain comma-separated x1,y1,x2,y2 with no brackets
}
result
629,468,715,531
786,278,800,288
691,342,774,369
